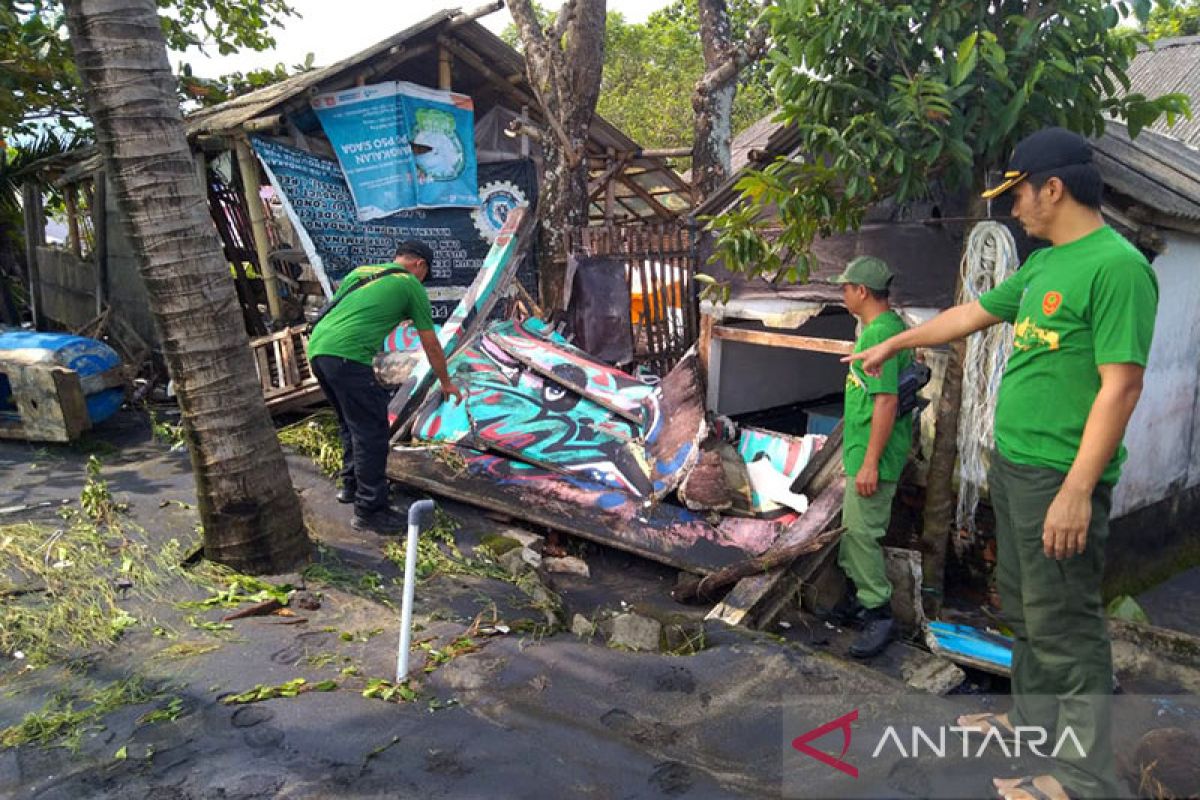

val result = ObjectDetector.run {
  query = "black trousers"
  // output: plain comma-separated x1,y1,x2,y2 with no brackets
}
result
311,355,391,515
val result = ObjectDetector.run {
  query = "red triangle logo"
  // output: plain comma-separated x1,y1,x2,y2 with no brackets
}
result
791,709,859,778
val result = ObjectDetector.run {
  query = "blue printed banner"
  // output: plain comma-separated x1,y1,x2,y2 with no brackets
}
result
311,81,478,220
250,137,535,321
310,82,416,220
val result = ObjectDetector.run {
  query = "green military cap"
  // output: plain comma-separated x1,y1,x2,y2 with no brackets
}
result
832,255,893,291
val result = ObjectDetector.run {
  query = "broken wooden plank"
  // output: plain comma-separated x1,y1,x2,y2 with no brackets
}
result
712,324,855,355
387,445,785,575
924,621,1013,676
674,526,845,602
706,476,845,628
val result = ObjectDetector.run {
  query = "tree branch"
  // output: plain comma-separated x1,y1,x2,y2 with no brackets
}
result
551,0,579,42
695,0,772,96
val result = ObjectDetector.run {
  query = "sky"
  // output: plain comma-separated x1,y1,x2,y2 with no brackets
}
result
173,0,674,77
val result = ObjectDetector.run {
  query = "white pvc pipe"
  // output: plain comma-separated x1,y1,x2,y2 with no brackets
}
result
396,499,435,683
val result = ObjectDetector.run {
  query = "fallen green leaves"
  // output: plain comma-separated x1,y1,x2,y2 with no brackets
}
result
220,678,337,705
0,678,159,751
361,678,417,703
0,519,179,666
277,412,343,476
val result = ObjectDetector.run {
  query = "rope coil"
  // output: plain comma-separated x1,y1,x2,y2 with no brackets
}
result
955,221,1018,536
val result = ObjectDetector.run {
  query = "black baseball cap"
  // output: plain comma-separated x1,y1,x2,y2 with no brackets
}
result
394,239,434,265
981,127,1094,199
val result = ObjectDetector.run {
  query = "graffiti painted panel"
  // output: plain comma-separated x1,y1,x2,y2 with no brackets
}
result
485,321,654,423
387,207,529,428
412,336,651,494
388,446,787,573
737,427,827,513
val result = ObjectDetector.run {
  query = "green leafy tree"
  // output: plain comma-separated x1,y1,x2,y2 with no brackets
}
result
1,0,299,138
503,1,773,156
708,0,1190,609
598,1,772,155
1145,0,1200,38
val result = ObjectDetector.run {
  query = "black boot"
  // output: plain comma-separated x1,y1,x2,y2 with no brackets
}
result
849,605,894,658
336,483,356,504
351,506,407,535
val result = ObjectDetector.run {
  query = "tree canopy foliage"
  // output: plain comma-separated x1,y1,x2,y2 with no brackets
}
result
1,0,300,138
1145,0,1200,38
504,0,774,155
706,0,1192,293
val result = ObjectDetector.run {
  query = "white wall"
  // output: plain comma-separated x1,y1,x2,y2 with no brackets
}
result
1114,231,1200,517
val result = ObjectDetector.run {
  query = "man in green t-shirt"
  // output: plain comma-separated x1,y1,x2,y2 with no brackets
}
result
309,239,462,536
833,255,913,659
848,128,1157,800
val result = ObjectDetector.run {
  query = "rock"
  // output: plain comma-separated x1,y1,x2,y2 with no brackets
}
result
544,556,590,578
292,591,321,611
900,650,966,695
571,614,596,638
608,613,663,652
498,546,540,576
1134,727,1200,798
500,527,545,553
678,449,733,512
478,534,522,558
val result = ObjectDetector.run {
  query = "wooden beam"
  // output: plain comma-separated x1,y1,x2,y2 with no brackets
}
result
616,173,676,220
438,45,453,90
64,186,81,258
712,324,855,355
707,476,846,628
438,37,536,109
448,0,505,29
234,136,284,321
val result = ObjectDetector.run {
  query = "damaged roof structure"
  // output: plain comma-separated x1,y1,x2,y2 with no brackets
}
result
24,5,692,355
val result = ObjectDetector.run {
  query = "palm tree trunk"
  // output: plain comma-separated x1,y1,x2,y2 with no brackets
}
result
63,0,310,573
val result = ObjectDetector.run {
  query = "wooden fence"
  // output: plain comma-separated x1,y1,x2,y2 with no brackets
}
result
568,222,699,374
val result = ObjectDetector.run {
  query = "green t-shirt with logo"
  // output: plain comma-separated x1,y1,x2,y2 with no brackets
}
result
979,225,1157,484
843,310,914,480
307,264,436,366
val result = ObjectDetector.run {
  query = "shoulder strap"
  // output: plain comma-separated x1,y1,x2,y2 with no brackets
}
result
327,266,409,310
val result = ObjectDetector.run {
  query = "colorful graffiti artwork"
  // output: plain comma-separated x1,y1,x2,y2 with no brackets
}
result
409,320,703,500
387,206,529,429
737,427,826,514
485,323,654,423
412,333,653,495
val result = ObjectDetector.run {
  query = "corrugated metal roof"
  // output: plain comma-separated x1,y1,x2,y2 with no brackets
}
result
1126,36,1200,147
1094,122,1200,222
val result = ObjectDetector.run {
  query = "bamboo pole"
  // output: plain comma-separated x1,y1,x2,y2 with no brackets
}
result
438,45,453,90
234,136,283,321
